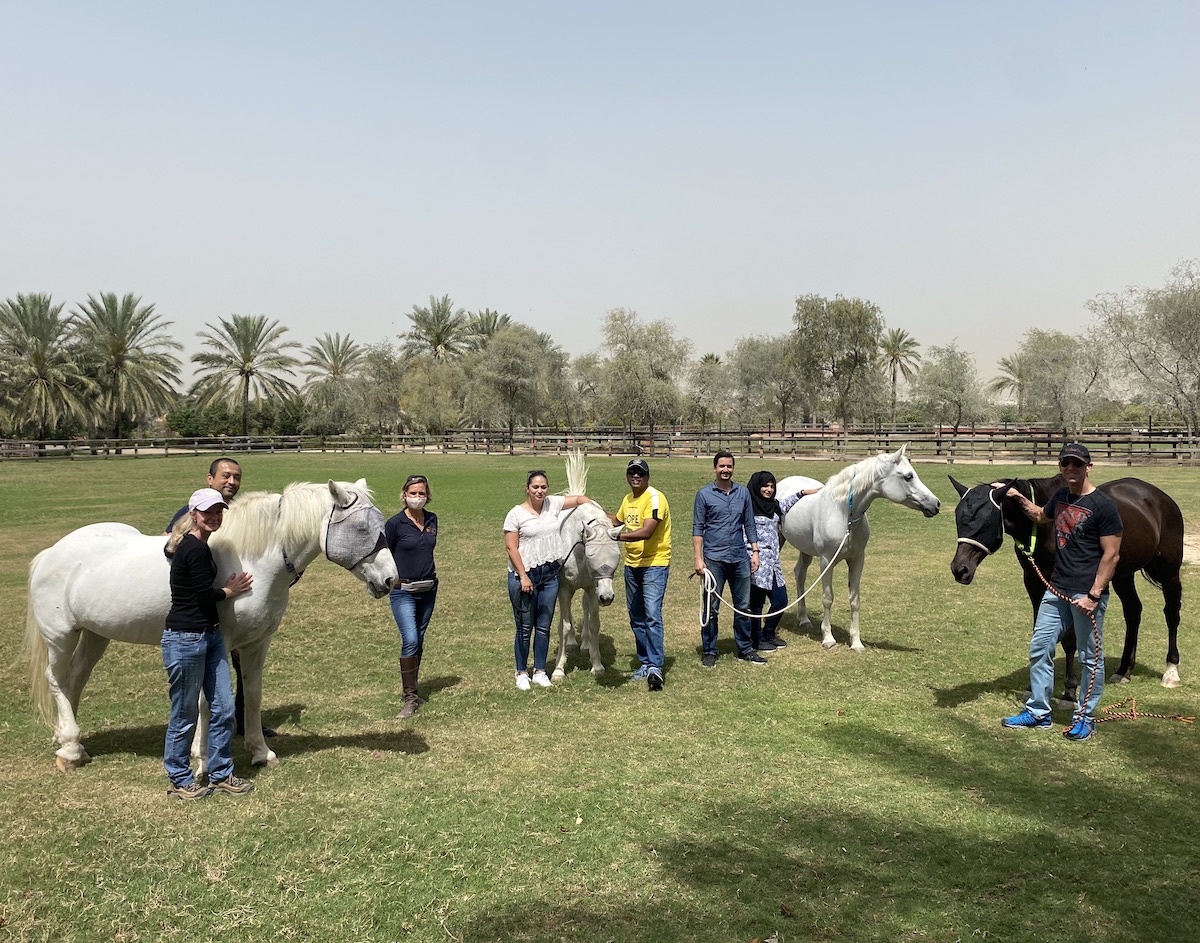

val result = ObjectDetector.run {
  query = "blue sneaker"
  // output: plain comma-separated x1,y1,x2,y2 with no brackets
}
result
1000,710,1052,729
1063,716,1096,741
629,666,651,682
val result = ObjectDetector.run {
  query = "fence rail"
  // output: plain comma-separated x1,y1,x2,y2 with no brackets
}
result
3,427,1197,464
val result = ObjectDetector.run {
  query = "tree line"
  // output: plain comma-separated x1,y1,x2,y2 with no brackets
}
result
2,263,1198,443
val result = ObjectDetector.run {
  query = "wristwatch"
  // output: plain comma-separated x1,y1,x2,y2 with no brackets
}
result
1086,591,1102,602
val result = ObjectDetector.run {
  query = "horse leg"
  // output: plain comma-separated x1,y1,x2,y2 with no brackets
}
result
793,555,814,634
234,640,278,768
1109,574,1141,684
65,631,111,716
583,589,604,676
43,632,92,771
845,553,866,653
1159,566,1183,688
552,584,573,681
820,558,837,650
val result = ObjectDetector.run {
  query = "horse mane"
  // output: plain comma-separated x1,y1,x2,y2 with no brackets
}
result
822,453,893,503
565,450,588,496
210,482,369,557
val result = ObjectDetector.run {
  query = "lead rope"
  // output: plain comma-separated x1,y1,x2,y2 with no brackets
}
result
1015,543,1193,727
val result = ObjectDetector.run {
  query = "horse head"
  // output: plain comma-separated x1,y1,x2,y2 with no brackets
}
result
578,507,620,606
948,475,1013,584
876,445,941,518
322,479,398,598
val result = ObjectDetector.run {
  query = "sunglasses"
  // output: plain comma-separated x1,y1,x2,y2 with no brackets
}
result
404,475,428,485
627,470,647,477
1058,458,1087,469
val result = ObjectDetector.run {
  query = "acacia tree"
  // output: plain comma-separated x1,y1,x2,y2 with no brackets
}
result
684,353,732,428
1015,328,1104,437
191,314,301,438
729,335,805,428
878,327,921,424
1088,260,1200,442
73,292,182,438
793,294,885,426
600,308,692,439
0,293,93,439
470,324,549,445
911,341,988,434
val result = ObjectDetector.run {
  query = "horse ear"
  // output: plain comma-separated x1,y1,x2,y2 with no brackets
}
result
948,475,969,497
328,479,352,506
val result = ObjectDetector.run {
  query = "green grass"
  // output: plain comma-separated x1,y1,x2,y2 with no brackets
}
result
2,454,1199,943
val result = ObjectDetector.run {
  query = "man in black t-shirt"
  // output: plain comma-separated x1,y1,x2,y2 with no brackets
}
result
1001,443,1123,741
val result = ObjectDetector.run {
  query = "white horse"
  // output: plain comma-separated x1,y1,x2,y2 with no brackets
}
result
779,445,940,652
24,479,397,773
551,452,622,680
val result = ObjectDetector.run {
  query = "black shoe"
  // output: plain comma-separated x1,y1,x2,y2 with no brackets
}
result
647,669,664,691
765,636,787,649
738,652,768,665
754,640,777,652
701,653,717,668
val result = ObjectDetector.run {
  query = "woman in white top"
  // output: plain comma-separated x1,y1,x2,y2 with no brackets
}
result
503,470,594,690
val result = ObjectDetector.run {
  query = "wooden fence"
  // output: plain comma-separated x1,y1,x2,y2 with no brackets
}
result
3,426,1197,464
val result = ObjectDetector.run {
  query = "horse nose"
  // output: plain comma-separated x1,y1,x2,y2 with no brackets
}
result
951,563,973,585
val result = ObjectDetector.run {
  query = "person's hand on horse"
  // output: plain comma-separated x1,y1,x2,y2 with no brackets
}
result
224,571,253,598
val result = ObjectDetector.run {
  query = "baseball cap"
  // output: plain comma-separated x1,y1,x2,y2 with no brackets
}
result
188,487,229,512
1058,443,1091,464
626,459,650,476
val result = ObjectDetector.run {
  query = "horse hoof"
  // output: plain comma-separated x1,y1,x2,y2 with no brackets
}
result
591,666,605,676
1108,673,1132,685
821,639,838,650
551,669,565,681
252,752,280,769
850,642,867,653
1162,665,1182,688
54,750,91,773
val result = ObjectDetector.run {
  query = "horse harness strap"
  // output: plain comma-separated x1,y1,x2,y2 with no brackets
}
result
279,498,304,586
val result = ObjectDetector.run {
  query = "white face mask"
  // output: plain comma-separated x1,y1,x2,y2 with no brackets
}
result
405,495,428,511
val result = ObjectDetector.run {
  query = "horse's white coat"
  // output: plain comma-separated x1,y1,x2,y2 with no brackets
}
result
552,452,621,680
779,446,940,652
25,479,397,773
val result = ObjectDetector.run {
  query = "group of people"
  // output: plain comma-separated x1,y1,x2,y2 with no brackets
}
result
159,440,1122,799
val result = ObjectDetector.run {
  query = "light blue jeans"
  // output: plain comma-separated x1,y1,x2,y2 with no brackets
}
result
509,562,560,673
700,556,754,658
625,565,669,671
161,628,235,786
1025,590,1107,721
389,584,438,658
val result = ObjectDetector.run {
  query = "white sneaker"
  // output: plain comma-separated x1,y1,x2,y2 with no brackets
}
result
515,672,531,691
531,670,552,688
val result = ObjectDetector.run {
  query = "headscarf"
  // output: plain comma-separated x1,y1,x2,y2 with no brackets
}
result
747,470,781,519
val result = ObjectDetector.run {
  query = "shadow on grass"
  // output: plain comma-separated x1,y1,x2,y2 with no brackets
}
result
454,716,1200,943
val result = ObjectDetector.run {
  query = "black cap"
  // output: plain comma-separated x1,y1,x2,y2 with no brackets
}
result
1058,442,1091,463
626,459,650,476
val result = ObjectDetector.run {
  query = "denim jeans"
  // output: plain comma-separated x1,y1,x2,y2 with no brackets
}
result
161,628,235,786
389,584,438,658
625,565,669,670
750,583,789,644
700,556,753,658
1025,590,1107,721
509,562,560,672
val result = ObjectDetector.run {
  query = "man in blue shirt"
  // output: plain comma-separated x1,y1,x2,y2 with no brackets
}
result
692,450,764,666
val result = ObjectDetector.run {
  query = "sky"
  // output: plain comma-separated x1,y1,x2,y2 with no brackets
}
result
3,1,1198,384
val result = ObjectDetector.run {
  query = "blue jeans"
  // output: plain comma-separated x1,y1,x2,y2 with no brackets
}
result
1025,590,1107,721
750,583,789,644
161,628,235,786
700,556,753,658
509,562,560,673
625,565,668,671
389,584,438,658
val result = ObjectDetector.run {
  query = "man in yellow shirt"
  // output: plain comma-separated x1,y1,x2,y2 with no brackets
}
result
609,459,671,691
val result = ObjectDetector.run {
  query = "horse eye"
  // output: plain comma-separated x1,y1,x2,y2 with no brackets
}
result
903,473,913,481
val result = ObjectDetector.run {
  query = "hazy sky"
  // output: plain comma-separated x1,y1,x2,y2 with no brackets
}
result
3,2,1198,383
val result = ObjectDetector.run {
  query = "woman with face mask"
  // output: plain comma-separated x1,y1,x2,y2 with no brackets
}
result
386,474,439,718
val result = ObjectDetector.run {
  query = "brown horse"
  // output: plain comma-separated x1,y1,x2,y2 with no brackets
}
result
949,474,1184,700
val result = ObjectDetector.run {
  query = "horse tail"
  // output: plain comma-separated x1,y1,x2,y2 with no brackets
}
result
23,550,55,727
565,449,588,497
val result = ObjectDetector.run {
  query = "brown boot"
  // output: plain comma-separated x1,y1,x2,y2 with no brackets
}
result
397,656,421,719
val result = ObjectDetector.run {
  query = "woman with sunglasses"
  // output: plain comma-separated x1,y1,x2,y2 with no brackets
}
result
386,474,439,718
503,470,594,690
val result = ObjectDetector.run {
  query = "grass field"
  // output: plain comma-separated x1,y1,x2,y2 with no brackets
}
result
2,453,1199,943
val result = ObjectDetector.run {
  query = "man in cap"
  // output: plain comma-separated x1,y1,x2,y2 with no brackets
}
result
1002,443,1123,741
609,459,671,691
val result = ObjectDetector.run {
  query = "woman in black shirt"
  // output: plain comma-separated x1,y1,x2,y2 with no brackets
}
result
385,474,438,719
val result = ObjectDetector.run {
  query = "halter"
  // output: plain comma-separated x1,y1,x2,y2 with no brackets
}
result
954,484,1007,556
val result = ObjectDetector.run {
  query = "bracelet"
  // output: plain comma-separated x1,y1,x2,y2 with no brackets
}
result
1086,592,1101,602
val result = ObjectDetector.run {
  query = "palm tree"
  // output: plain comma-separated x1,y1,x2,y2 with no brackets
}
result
987,353,1030,415
302,332,364,388
464,308,514,352
191,314,301,438
73,292,182,438
400,295,469,361
0,293,93,439
879,328,922,424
